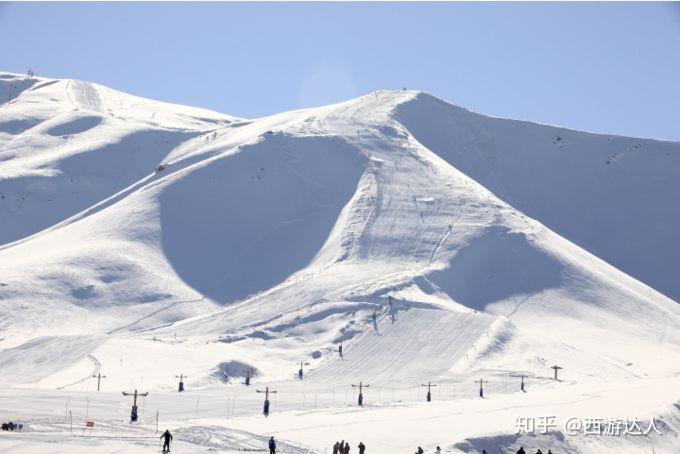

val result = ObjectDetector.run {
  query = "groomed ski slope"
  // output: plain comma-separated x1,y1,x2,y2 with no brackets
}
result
1,71,680,453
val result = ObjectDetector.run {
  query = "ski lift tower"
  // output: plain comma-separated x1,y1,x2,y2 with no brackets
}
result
475,378,488,398
421,381,437,402
509,372,530,392
256,386,277,417
175,373,188,392
122,389,148,422
351,381,370,406
298,361,309,380
91,372,107,391
551,365,563,381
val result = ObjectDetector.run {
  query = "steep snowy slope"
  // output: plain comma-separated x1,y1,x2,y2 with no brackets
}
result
0,72,239,246
1,73,679,397
396,94,680,302
2,73,680,453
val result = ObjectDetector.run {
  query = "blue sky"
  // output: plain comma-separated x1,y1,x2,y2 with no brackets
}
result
1,2,679,140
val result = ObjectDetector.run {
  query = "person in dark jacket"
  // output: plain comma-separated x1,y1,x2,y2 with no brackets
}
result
160,430,172,452
343,442,350,454
358,441,366,454
516,448,526,454
269,436,276,454
333,441,340,454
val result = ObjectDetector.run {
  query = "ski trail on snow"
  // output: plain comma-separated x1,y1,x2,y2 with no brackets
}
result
57,354,101,390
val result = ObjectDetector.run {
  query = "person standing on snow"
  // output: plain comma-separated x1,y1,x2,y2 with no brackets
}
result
269,436,276,454
160,429,172,452
358,441,366,454
343,442,351,454
436,447,442,454
516,448,526,454
333,441,340,454
416,447,424,454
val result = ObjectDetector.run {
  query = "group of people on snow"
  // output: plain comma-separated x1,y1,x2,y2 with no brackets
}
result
1,421,21,431
515,448,553,454
161,430,551,454
332,440,366,454
417,445,553,453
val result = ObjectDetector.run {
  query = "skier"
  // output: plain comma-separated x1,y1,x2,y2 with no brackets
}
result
358,441,366,454
339,343,343,359
333,441,340,454
536,450,543,454
160,429,172,452
436,447,442,454
269,436,276,454
416,447,424,454
298,367,303,380
516,448,526,454
263,399,270,417
343,442,350,454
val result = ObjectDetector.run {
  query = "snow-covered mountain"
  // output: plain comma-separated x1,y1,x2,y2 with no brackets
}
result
1,71,679,453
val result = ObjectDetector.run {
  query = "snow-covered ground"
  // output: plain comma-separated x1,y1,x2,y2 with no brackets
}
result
1,71,679,453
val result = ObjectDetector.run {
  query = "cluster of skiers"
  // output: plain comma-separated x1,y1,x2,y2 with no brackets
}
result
515,448,553,454
1,421,22,431
160,431,552,454
414,446,552,453
332,440,366,454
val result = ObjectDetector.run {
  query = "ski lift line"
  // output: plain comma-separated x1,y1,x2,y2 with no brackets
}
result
48,378,545,421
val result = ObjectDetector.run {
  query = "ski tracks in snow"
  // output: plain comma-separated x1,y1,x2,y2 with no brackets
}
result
56,354,101,390
66,80,104,112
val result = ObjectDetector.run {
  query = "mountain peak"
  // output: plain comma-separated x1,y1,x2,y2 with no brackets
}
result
1,73,679,402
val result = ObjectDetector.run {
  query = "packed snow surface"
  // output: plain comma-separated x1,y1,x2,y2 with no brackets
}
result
1,71,679,453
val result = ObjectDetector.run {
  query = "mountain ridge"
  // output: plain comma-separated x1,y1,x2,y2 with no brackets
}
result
1,71,679,392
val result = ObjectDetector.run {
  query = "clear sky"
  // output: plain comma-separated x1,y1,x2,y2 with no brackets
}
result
1,2,679,140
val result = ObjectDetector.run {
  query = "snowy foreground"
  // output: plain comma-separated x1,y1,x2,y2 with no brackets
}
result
1,72,680,453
